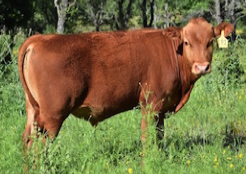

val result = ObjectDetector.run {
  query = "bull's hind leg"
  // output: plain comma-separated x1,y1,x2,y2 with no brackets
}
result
22,93,39,149
22,93,40,172
40,114,66,141
22,93,67,148
22,93,67,172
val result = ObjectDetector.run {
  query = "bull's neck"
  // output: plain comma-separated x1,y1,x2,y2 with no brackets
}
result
171,39,197,93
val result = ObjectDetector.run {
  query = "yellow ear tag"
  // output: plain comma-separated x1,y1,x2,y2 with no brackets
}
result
217,30,228,48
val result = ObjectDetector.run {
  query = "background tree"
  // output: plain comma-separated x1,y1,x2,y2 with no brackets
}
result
140,0,155,27
215,0,223,23
0,0,33,64
32,0,58,33
115,0,135,30
179,0,213,23
229,0,236,41
87,0,106,31
54,0,76,34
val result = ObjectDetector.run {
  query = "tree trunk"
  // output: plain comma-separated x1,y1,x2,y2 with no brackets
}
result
142,0,147,27
57,14,66,34
96,25,99,32
215,0,222,24
126,0,133,28
54,0,68,34
117,0,133,30
153,2,158,29
230,0,236,42
118,0,127,30
164,0,169,28
225,0,228,12
148,0,154,27
88,1,100,32
114,15,120,30
142,0,155,28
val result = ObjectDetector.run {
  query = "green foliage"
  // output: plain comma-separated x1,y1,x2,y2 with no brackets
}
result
0,0,34,31
211,39,246,90
0,32,11,65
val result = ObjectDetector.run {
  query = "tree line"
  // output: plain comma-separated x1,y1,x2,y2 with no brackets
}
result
1,0,246,35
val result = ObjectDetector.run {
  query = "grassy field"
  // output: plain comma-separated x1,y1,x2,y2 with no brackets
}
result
1,35,246,174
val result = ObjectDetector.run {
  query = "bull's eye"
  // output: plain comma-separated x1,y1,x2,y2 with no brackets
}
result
207,39,214,48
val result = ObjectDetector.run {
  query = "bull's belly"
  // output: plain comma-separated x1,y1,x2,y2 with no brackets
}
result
71,104,134,126
71,106,104,126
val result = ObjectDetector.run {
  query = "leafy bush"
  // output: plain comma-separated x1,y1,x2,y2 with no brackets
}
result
216,39,245,86
0,32,11,65
203,39,246,96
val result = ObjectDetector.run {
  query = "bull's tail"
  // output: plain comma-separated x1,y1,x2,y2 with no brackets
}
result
18,40,39,109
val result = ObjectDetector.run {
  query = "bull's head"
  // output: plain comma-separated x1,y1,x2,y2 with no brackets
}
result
165,17,234,78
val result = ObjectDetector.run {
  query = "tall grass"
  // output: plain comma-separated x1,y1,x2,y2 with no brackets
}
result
0,33,246,173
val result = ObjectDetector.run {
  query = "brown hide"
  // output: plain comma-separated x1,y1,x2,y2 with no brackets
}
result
18,18,234,147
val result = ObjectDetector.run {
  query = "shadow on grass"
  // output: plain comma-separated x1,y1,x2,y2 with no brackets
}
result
159,124,246,156
222,124,246,150
96,140,143,166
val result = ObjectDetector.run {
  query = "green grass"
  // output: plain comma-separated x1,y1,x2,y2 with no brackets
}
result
1,36,246,173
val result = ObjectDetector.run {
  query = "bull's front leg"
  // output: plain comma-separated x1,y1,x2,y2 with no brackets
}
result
155,113,165,142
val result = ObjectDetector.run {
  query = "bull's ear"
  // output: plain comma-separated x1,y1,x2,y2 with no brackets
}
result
163,27,183,40
214,22,234,37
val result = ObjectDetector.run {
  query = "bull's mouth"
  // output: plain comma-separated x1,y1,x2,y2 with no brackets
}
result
191,62,211,76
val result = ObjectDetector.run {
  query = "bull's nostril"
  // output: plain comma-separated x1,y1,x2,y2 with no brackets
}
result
205,64,210,72
195,64,199,71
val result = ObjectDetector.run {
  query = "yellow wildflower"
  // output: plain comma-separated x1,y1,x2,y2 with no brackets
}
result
243,167,245,171
230,163,233,168
223,150,226,154
214,158,218,162
13,49,18,56
227,157,232,160
187,160,191,165
239,95,242,100
216,162,219,166
239,153,243,159
128,168,133,174
238,121,242,127
236,30,243,34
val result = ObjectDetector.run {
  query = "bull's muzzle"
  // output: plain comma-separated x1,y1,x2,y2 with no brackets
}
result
192,62,211,75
